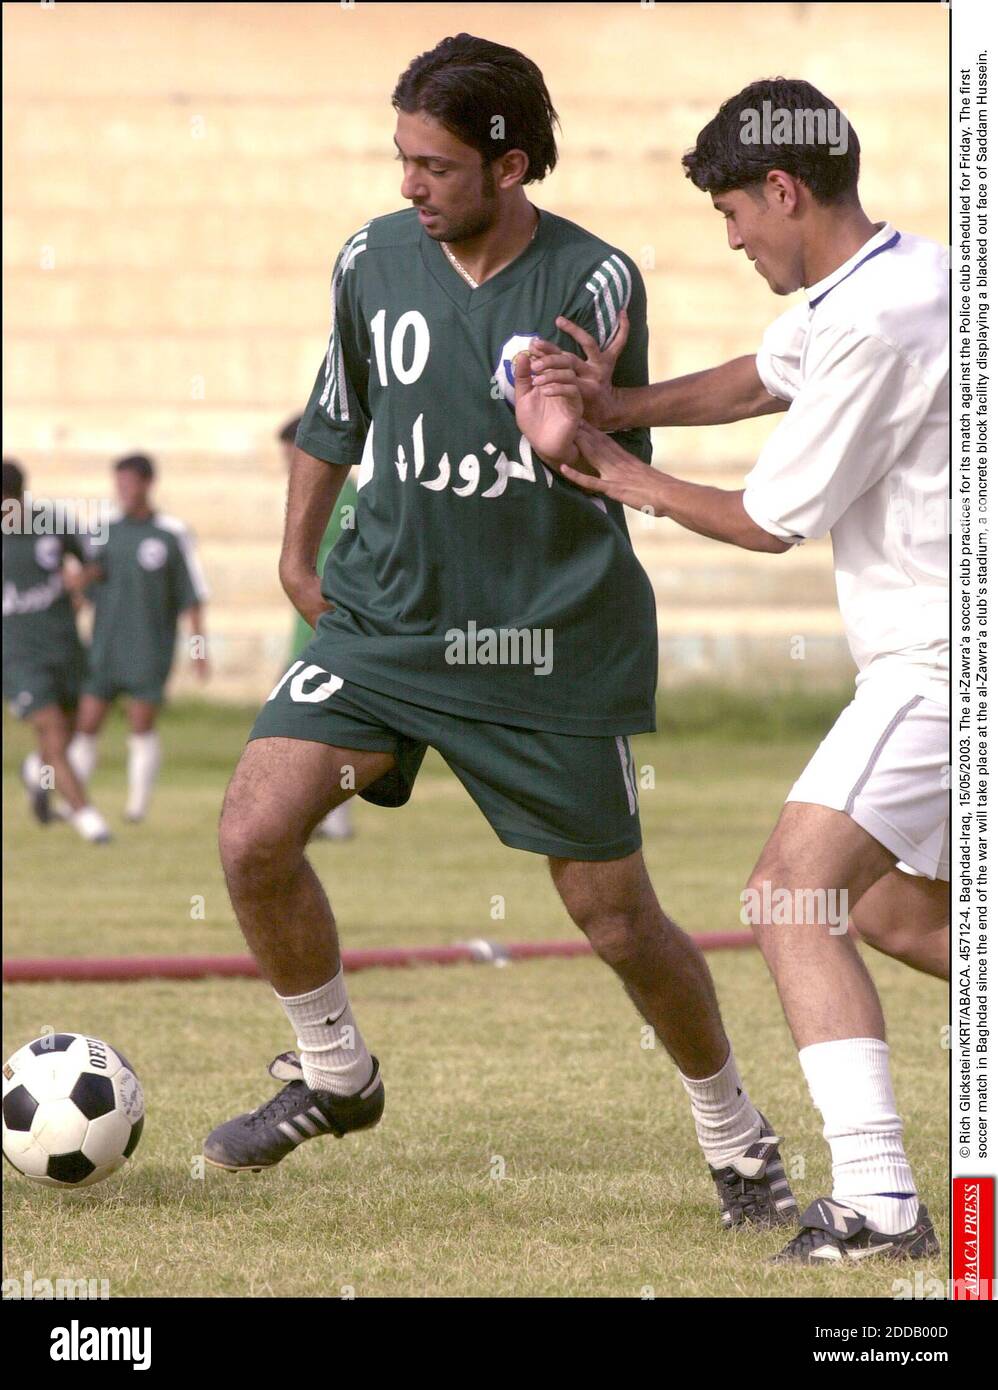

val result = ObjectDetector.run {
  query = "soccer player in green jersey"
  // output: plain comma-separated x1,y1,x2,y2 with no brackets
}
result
204,35,797,1234
280,414,356,842
72,454,210,823
2,460,111,843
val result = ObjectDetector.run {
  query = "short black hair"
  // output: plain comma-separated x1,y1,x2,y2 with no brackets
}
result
114,453,155,481
278,416,301,445
682,78,860,204
2,458,25,501
392,33,559,184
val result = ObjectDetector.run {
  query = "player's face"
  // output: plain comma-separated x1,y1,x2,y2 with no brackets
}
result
712,188,803,296
114,469,151,516
394,111,499,243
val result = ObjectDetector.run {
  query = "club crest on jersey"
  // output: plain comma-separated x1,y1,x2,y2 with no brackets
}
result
493,333,540,407
33,536,62,571
137,537,168,571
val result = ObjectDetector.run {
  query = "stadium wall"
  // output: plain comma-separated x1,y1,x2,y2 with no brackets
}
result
2,2,947,700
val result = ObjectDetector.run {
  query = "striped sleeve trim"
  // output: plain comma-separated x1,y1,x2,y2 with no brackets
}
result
585,253,633,350
318,223,370,422
155,513,211,602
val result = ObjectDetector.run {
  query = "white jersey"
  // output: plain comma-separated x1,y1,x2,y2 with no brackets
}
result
743,222,948,702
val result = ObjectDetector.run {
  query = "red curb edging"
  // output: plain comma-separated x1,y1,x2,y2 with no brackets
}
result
2,933,754,983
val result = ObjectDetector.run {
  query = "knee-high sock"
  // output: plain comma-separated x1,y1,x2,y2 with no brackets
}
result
680,1046,763,1167
67,733,98,784
125,731,161,820
799,1037,918,1234
276,969,373,1096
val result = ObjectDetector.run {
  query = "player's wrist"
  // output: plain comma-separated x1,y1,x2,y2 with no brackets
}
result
538,440,581,470
599,386,627,433
278,559,318,595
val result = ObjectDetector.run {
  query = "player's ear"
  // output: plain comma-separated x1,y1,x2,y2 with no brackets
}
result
494,148,529,190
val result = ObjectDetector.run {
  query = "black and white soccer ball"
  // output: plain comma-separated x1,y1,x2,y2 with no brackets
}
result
2,1033,144,1187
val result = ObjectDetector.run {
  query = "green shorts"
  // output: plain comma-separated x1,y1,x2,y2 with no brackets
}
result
4,653,85,720
82,670,167,706
249,659,643,862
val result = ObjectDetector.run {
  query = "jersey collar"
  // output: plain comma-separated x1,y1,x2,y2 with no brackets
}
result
420,207,553,313
806,222,900,310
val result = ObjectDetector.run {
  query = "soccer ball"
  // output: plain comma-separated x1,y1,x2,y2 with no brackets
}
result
2,1033,144,1188
494,332,541,406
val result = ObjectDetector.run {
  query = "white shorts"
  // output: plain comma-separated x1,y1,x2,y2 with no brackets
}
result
786,683,949,880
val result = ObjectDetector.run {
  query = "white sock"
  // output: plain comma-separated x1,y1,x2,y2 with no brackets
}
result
276,969,373,1096
67,733,98,784
316,803,353,839
799,1037,917,1235
71,805,110,843
680,1046,763,1168
23,751,43,786
125,732,161,820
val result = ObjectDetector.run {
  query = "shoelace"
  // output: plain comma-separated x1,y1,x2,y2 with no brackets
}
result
717,1166,776,1218
245,1081,309,1129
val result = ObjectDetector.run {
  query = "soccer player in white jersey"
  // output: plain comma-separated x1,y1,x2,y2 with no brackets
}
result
525,78,946,1263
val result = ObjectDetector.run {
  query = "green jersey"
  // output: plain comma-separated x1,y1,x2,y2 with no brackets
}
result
2,526,86,667
87,512,207,689
296,206,657,736
290,474,358,658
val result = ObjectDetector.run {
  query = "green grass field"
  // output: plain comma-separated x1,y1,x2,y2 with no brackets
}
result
2,694,949,1298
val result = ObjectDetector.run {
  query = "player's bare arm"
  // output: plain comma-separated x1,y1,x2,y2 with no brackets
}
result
278,448,351,627
183,603,210,682
558,421,790,553
61,559,104,596
529,310,788,430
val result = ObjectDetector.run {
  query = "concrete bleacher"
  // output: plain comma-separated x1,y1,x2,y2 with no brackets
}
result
2,2,948,700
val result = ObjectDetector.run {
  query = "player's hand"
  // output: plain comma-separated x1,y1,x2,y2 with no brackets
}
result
281,571,332,630
194,653,211,683
556,420,667,515
512,350,583,468
527,309,630,431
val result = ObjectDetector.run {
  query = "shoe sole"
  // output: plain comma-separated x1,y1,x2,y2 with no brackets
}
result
773,1231,941,1265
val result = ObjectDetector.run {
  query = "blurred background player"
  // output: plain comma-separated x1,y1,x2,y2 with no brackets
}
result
71,453,210,823
279,414,355,842
2,459,111,843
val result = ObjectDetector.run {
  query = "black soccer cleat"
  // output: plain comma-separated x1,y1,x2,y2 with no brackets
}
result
21,758,51,825
709,1113,799,1229
203,1053,384,1173
772,1197,940,1264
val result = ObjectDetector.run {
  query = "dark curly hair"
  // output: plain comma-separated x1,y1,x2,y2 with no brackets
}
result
682,78,860,204
392,33,559,184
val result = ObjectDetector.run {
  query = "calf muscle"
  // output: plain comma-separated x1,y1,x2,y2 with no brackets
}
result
218,737,396,995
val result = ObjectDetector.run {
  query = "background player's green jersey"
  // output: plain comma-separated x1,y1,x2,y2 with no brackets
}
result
86,512,207,700
2,528,86,668
289,474,358,659
296,207,657,738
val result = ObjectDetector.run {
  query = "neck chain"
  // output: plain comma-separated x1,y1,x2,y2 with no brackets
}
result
442,215,539,290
